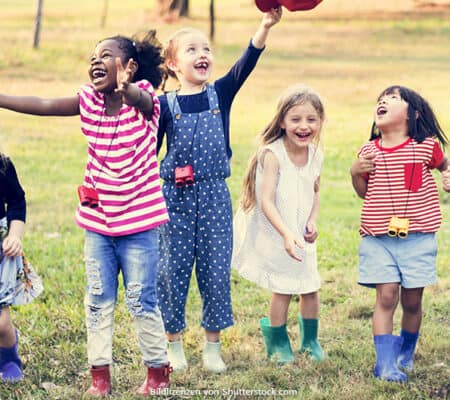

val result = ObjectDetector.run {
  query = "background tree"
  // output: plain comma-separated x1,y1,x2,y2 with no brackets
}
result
156,0,189,22
33,0,44,49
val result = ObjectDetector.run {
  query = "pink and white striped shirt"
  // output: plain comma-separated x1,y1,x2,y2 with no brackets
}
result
76,80,169,236
358,137,444,236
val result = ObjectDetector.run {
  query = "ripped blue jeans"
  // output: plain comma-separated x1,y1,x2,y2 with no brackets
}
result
84,229,167,367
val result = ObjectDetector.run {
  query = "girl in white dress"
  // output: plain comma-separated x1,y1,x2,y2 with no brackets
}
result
233,84,326,363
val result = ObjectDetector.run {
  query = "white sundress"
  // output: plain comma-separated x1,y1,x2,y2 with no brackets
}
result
232,138,323,295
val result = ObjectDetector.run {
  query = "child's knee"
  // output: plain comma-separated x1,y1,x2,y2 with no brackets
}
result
402,299,422,315
377,287,399,310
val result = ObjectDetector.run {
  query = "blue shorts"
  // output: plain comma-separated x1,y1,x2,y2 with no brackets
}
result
358,233,437,289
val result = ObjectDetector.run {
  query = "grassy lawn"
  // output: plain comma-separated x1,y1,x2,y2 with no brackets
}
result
0,1,448,399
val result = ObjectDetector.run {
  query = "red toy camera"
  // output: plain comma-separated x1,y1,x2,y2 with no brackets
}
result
78,185,99,209
175,165,195,188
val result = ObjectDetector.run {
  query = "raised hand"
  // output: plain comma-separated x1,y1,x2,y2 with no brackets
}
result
115,57,136,96
263,6,282,28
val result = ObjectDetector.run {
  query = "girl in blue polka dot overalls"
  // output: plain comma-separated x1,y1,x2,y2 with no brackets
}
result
156,8,282,373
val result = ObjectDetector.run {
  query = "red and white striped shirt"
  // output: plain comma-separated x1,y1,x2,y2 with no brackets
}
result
358,137,444,236
75,80,169,236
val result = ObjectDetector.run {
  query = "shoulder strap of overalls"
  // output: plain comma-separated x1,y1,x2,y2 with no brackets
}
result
166,90,181,118
206,84,220,111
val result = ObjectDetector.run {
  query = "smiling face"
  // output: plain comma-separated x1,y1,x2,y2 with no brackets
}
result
167,30,213,91
88,39,125,93
374,89,409,134
280,101,322,149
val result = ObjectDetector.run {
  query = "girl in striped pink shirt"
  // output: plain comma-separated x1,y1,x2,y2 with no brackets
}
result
0,31,171,396
350,85,449,383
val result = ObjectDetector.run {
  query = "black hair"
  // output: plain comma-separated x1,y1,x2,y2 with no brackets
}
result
102,30,164,89
370,85,448,148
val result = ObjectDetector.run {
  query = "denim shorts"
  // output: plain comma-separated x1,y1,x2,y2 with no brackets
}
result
358,233,437,289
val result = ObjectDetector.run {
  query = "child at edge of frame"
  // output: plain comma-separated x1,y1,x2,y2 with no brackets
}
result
350,85,450,383
232,83,327,365
155,7,282,373
0,30,173,396
0,152,43,383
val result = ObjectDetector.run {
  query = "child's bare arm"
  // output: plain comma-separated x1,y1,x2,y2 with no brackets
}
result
304,177,320,243
350,153,376,198
260,150,303,262
442,160,450,192
0,94,79,116
251,7,282,49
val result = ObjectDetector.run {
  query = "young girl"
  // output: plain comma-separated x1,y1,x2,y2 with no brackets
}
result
0,31,171,396
156,8,282,373
232,84,326,364
350,85,449,382
0,153,43,382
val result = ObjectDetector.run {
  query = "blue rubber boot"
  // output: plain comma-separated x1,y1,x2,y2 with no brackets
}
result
259,317,294,364
0,332,23,382
397,329,419,371
297,315,325,362
373,335,408,382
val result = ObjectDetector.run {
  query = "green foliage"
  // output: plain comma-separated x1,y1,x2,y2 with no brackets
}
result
0,1,448,399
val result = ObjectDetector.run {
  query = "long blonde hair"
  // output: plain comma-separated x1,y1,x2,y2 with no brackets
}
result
240,84,325,212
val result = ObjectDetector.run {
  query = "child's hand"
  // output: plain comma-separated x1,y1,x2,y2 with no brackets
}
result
443,165,450,192
262,7,282,29
115,57,136,96
304,222,318,243
283,231,303,262
350,152,376,176
2,234,22,257
115,57,144,106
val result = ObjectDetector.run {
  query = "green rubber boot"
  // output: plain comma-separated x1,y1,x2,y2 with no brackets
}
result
259,317,294,364
297,315,325,362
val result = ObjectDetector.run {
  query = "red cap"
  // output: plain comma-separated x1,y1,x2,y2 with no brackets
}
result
255,0,322,12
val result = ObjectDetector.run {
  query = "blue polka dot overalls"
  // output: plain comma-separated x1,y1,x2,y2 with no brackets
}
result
158,84,234,334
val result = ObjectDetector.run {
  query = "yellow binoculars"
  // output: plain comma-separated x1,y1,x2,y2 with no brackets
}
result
387,216,409,239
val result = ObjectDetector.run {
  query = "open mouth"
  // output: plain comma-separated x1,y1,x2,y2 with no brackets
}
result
92,68,106,83
194,61,209,73
377,106,387,116
295,132,311,139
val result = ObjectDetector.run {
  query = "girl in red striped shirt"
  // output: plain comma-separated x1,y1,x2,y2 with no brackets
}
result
350,85,449,383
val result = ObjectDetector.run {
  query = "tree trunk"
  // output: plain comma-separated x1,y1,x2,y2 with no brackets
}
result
209,0,215,42
179,0,189,16
33,0,44,49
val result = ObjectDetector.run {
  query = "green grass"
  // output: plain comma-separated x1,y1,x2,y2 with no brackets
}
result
0,1,449,399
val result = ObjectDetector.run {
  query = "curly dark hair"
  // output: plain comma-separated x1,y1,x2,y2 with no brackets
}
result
102,30,164,89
